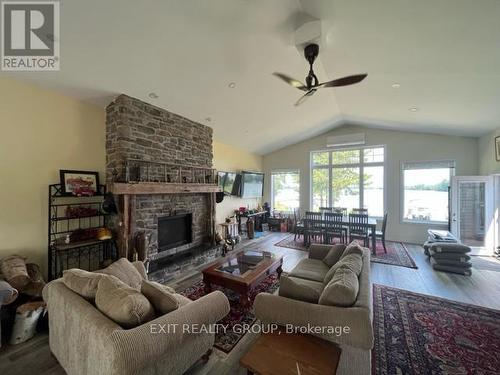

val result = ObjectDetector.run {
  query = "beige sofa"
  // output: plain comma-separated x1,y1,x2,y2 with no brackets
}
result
254,244,373,375
42,262,230,375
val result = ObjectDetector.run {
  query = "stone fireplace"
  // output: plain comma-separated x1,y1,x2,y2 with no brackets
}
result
105,94,221,280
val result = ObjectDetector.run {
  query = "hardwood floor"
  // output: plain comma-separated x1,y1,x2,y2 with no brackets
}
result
1,232,500,375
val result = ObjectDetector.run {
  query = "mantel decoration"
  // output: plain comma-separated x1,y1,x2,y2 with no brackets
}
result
495,136,500,161
59,170,100,196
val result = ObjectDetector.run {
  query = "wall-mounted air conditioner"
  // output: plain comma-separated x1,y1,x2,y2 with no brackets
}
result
326,133,366,148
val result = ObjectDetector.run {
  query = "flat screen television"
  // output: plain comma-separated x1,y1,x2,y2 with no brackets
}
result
240,171,264,198
218,171,238,195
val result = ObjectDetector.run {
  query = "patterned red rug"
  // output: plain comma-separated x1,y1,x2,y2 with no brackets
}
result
274,235,417,269
179,273,280,353
373,284,500,374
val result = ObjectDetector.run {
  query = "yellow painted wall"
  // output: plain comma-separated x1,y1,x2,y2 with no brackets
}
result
0,77,263,277
0,77,105,276
213,141,264,225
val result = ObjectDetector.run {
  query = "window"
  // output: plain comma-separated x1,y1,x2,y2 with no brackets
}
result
271,170,300,212
311,146,385,216
402,161,455,223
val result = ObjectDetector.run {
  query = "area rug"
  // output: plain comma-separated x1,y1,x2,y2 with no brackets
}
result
179,273,280,353
274,235,417,269
373,284,500,374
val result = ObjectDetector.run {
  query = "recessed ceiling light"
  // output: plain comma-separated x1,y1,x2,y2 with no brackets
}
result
391,83,401,88
148,92,158,99
205,117,212,122
228,82,236,89
409,107,419,112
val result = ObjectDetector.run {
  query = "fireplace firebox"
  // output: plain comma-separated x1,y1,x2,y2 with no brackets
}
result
158,213,193,252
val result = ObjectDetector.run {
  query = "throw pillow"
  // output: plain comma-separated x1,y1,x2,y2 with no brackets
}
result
95,275,155,328
319,268,359,307
62,269,107,299
323,252,363,284
342,241,364,257
141,280,179,315
323,244,347,267
98,258,143,290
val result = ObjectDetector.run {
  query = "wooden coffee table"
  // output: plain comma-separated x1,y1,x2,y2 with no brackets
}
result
202,250,283,308
240,329,341,375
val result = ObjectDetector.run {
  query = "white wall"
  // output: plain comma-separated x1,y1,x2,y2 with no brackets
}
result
263,125,478,244
478,128,500,175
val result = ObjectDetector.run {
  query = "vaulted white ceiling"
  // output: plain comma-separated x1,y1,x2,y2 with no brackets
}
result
2,0,500,154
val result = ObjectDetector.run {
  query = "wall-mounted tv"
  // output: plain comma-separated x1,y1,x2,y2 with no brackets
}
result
218,171,238,195
240,171,264,198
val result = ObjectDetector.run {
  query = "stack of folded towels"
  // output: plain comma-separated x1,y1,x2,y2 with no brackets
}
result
423,230,472,276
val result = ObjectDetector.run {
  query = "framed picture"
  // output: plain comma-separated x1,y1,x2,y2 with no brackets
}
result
59,170,100,196
496,136,500,162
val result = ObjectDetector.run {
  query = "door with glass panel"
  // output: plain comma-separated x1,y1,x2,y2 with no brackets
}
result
451,176,494,254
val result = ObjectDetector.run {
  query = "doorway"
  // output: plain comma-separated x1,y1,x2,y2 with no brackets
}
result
451,176,494,255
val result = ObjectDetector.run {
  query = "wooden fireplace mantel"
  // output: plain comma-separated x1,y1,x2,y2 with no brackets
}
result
110,182,220,260
109,182,222,195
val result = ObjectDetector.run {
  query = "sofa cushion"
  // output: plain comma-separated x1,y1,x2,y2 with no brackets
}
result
278,275,324,303
429,243,471,254
289,259,330,282
322,244,347,267
319,268,359,307
95,276,155,328
131,261,148,280
429,251,471,263
141,280,179,315
430,258,472,276
323,252,364,284
98,258,143,290
62,269,107,299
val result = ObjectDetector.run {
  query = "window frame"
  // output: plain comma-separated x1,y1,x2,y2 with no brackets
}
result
270,169,300,213
400,159,455,225
309,145,386,218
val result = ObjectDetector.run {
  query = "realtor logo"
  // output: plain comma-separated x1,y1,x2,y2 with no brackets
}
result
1,1,60,71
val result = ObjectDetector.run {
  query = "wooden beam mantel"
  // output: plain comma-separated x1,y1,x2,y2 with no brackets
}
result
109,182,222,195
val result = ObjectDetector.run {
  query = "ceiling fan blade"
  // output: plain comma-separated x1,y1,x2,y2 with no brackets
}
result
295,89,317,106
318,74,367,88
273,72,308,91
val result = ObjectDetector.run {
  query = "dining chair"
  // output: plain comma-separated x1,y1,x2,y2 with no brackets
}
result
319,207,333,213
324,212,347,244
304,211,323,246
376,212,388,253
348,213,370,247
352,208,368,214
332,207,348,216
293,207,305,241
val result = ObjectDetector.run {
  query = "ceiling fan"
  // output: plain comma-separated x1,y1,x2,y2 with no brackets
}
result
274,43,367,106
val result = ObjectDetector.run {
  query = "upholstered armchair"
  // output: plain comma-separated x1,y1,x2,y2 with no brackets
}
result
43,262,230,375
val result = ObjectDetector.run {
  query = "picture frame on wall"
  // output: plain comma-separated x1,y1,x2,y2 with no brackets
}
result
59,170,100,196
496,136,500,162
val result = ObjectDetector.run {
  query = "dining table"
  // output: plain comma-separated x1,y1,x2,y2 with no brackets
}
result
303,216,378,254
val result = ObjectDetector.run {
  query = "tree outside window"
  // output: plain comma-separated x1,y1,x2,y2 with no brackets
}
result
311,147,384,216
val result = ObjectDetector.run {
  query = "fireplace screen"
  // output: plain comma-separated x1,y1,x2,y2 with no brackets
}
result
158,213,193,252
